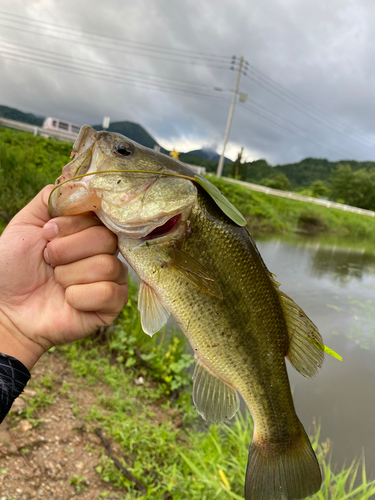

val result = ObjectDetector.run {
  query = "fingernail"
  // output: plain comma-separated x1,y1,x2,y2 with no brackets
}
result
44,247,51,264
43,221,58,239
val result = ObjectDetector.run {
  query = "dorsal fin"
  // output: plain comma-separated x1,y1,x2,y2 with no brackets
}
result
269,274,324,377
192,359,240,423
194,175,247,227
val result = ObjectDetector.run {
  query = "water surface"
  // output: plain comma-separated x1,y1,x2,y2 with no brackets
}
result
256,234,375,472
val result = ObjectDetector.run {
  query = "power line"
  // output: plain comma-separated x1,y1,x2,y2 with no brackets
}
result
2,46,368,160
241,97,359,159
238,102,352,159
0,48,232,103
1,10,371,159
0,11,233,61
244,61,374,144
0,39,231,95
235,61,375,151
0,45,367,159
0,22,233,69
0,12,233,67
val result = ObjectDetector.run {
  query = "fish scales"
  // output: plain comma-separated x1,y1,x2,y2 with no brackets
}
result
49,126,324,500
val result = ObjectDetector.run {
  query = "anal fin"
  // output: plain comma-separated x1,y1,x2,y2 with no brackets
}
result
192,359,239,423
138,281,170,337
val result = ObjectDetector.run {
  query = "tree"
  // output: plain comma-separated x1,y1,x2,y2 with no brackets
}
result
310,180,330,198
229,147,247,180
330,164,375,210
260,173,291,191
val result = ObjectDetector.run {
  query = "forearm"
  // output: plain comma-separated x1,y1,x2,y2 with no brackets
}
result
0,313,45,371
0,352,30,423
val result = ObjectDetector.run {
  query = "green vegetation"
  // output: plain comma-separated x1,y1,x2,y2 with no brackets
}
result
222,153,375,212
0,127,71,223
260,172,291,191
225,156,375,190
208,176,375,240
69,474,89,493
0,104,44,126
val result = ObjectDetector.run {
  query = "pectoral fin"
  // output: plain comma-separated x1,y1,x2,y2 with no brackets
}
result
138,281,170,336
170,247,223,299
192,359,240,423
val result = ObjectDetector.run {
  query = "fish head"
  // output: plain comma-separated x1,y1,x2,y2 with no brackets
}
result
49,125,198,241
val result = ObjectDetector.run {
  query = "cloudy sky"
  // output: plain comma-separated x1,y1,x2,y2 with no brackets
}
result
1,0,375,164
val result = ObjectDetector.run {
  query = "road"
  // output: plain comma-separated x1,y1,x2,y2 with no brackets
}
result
222,176,375,218
0,117,78,142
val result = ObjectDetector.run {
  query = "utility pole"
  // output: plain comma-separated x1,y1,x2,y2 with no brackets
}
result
217,56,244,178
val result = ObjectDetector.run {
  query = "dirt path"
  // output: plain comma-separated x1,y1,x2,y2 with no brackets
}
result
0,351,128,500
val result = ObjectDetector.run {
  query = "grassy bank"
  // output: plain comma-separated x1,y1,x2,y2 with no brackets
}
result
209,177,375,242
0,127,71,232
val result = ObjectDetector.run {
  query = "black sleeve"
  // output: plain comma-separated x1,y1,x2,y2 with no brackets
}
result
0,352,31,424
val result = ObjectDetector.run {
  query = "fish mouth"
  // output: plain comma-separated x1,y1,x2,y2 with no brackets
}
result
141,213,182,242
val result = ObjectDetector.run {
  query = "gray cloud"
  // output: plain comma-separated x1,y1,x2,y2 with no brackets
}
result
1,0,375,164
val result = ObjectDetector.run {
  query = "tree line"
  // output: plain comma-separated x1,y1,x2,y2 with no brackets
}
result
221,154,375,212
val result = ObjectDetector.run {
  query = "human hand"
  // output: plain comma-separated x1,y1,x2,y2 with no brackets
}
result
0,185,128,370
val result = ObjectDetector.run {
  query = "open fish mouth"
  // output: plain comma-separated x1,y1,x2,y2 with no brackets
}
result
141,213,182,242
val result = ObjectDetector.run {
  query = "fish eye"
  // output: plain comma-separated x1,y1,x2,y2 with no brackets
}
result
114,143,133,157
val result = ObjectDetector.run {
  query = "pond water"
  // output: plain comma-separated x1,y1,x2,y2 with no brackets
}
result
255,234,375,473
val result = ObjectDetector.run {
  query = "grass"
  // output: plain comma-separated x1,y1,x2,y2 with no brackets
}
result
208,176,375,242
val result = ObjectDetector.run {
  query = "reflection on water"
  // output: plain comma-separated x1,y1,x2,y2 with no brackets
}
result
312,247,375,282
255,233,375,473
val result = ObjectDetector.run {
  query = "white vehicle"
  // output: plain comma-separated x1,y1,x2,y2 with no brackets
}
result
42,117,80,135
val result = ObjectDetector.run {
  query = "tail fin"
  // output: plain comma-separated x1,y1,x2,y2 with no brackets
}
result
245,423,321,500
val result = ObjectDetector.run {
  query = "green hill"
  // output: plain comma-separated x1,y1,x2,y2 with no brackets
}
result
91,121,168,153
0,105,44,126
242,157,375,189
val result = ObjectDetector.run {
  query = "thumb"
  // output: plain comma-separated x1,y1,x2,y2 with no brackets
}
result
15,185,55,227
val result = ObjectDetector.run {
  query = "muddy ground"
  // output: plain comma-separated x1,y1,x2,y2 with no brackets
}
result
0,351,134,500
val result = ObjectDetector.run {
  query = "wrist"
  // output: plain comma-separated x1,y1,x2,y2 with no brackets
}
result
0,311,46,370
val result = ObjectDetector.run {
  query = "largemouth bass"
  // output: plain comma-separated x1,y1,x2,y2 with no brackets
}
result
49,125,324,500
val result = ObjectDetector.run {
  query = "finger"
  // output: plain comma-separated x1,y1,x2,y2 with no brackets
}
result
45,225,118,266
65,281,128,315
43,213,103,240
54,254,128,288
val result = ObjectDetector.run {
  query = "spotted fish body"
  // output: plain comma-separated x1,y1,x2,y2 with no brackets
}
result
49,126,324,499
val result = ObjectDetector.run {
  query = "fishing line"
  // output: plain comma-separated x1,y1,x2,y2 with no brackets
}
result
49,169,196,199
